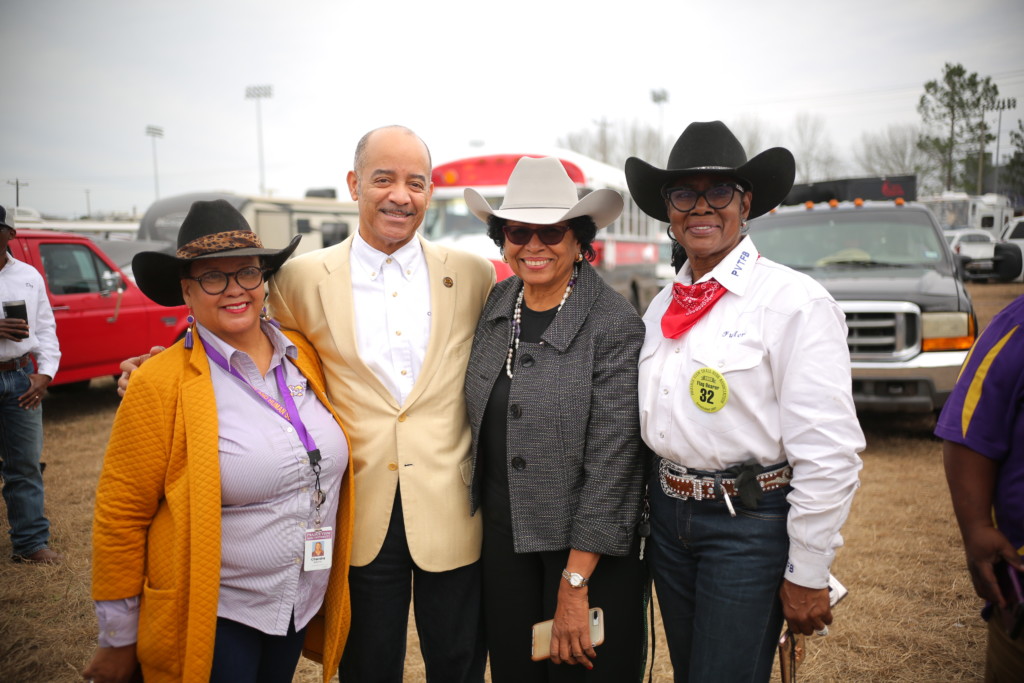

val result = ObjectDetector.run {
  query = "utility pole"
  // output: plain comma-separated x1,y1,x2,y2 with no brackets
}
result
85,189,91,218
6,178,28,206
992,98,1017,194
245,85,273,195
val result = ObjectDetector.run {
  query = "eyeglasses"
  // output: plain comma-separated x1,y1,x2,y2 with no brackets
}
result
184,265,267,295
663,184,745,213
502,224,572,246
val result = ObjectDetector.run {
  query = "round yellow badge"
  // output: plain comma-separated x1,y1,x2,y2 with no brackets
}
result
689,367,729,413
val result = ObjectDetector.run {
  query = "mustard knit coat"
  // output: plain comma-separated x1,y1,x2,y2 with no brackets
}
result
92,331,354,683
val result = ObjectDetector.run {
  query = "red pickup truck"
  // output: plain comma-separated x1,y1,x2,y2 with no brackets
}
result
8,229,189,387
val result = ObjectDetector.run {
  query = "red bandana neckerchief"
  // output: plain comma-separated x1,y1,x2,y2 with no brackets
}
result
661,279,728,339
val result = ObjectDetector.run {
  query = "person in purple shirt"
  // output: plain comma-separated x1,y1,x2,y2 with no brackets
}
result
935,293,1024,680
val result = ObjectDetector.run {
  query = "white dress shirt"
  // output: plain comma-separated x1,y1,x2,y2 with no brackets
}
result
638,236,864,588
0,256,60,377
349,231,431,405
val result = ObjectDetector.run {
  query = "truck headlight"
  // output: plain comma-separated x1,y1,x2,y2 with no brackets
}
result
921,312,975,351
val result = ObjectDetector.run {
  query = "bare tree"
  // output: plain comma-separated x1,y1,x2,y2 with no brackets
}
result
788,112,843,183
727,114,780,158
853,123,939,193
557,119,667,167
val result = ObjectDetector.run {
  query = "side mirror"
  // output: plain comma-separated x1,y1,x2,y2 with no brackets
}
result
101,270,125,293
955,254,971,280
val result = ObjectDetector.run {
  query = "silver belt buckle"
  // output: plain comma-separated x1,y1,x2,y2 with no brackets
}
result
659,459,701,501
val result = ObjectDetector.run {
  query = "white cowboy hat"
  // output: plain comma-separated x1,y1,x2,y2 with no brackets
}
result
465,156,623,229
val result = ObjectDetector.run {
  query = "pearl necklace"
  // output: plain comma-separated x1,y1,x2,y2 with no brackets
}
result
505,265,579,379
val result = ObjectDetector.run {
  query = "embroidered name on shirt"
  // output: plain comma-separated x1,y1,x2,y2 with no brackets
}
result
731,250,752,276
721,330,746,338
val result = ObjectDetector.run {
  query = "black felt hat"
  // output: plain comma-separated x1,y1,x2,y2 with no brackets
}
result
625,120,795,222
133,199,300,307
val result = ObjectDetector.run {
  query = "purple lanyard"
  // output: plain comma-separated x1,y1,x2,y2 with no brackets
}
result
200,333,326,512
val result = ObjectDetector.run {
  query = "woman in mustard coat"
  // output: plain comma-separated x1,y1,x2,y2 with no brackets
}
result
83,200,354,683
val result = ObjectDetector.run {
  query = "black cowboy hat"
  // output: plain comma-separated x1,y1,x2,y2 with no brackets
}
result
625,120,795,222
133,199,300,307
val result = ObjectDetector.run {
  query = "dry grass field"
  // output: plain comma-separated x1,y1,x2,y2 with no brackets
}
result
0,282,1021,682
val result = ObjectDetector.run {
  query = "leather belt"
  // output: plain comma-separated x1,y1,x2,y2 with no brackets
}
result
0,354,31,373
659,459,792,502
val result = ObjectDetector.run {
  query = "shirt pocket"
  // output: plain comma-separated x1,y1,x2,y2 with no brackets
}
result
685,343,765,432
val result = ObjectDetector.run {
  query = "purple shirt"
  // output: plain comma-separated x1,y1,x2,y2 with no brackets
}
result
935,294,1024,551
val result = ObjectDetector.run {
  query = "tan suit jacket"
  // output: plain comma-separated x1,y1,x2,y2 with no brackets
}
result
268,234,495,571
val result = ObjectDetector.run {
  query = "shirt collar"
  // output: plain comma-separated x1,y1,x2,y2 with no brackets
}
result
195,319,297,370
677,236,759,297
351,229,424,282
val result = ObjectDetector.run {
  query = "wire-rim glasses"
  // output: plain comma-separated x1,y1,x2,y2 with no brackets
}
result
663,183,745,213
184,265,267,295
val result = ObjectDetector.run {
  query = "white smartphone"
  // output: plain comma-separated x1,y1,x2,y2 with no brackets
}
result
531,607,605,661
828,573,848,608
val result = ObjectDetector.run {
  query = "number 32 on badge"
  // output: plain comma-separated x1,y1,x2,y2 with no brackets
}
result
689,367,729,413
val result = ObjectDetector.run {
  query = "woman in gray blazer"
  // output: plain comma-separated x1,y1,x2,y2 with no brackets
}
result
463,157,648,682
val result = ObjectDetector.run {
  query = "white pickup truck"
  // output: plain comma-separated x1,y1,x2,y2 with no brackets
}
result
957,217,1024,282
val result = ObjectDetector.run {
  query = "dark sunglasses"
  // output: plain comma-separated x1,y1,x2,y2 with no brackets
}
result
663,183,745,213
502,224,572,246
183,265,268,296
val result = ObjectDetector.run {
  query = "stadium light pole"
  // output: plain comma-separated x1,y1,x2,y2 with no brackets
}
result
145,125,163,200
245,85,273,196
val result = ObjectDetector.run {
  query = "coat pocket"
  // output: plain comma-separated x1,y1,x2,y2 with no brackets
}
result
137,581,181,676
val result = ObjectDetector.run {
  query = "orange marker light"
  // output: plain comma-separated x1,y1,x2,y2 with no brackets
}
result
854,198,864,207
828,199,839,208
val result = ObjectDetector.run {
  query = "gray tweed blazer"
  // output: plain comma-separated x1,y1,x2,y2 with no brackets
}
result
464,260,647,556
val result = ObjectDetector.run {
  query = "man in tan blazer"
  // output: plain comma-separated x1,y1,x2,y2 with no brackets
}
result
269,126,494,682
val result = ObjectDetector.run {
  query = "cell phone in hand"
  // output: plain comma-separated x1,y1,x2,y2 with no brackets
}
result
530,607,605,661
828,573,848,608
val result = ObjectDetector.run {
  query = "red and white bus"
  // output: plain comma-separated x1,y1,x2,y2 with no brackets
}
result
425,150,665,311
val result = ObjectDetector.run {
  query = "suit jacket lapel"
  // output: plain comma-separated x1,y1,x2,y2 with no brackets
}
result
319,238,399,408
404,235,455,408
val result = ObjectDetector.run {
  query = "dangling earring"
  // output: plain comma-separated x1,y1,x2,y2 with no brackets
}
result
184,312,195,349
501,251,508,263
665,225,677,243
575,252,583,263
260,305,269,320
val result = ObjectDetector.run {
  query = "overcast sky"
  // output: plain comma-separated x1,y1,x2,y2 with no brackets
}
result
3,0,1023,218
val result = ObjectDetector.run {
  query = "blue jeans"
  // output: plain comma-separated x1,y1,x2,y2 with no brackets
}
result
0,366,49,557
209,616,307,683
648,467,790,683
339,491,486,683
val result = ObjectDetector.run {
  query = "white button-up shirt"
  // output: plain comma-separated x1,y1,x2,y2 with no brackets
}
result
350,231,431,405
639,236,864,588
0,256,60,377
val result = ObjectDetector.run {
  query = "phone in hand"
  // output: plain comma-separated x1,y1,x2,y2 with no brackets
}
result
531,607,605,661
828,573,848,608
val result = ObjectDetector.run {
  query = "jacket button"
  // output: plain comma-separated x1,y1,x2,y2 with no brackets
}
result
511,457,526,470
388,463,398,471
520,354,535,367
509,404,522,419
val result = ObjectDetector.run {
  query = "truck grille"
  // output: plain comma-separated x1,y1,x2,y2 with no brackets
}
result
839,301,921,362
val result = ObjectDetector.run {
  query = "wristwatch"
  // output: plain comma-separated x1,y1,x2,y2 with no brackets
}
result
561,568,589,588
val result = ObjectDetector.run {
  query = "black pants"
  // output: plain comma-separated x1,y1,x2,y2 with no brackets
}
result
481,517,649,683
209,616,306,683
339,491,486,683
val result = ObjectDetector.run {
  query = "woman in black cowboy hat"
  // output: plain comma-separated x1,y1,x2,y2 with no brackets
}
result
83,200,354,683
626,121,864,682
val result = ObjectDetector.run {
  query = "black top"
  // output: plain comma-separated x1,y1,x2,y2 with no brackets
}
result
479,302,558,531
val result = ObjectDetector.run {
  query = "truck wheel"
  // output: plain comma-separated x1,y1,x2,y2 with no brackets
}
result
49,380,91,393
994,243,1023,282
